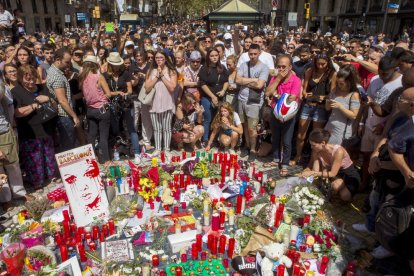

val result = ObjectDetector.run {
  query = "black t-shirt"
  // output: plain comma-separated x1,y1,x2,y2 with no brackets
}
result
12,84,57,139
129,62,151,94
103,70,132,93
292,60,312,79
198,65,229,97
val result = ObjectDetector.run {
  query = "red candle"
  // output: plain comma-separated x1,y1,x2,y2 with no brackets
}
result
181,202,187,209
62,220,70,238
174,206,179,214
54,232,62,246
62,210,70,221
191,243,198,260
152,255,159,267
211,236,218,255
89,242,96,251
219,211,225,230
174,174,179,184
60,245,68,262
303,214,310,227
213,153,218,163
150,202,154,209
75,233,82,244
223,258,229,268
180,173,185,188
181,253,187,262
233,165,238,180
160,272,167,276
218,152,223,163
70,222,77,235
219,235,226,254
160,151,165,163
108,219,115,235
270,194,276,204
102,225,109,237
221,164,226,183
207,234,214,250
77,243,87,262
99,232,105,242
274,208,283,228
85,232,92,244
277,264,285,276
137,210,143,219
201,251,207,260
182,151,186,160
260,186,266,195
319,255,329,274
196,234,202,252
293,264,301,276
191,151,195,157
227,238,235,258
92,226,99,240
211,212,220,231
236,194,243,214
176,267,182,276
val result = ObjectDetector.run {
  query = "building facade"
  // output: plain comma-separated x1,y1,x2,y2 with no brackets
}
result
1,0,66,33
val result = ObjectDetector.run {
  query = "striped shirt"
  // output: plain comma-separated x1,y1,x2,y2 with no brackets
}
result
46,64,72,117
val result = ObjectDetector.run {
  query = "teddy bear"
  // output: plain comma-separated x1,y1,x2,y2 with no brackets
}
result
160,184,175,205
260,242,292,276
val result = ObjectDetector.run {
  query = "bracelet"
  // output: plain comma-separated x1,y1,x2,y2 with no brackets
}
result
359,122,365,126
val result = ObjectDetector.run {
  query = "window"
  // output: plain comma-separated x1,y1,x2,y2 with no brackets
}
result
16,0,23,11
53,0,58,14
42,0,47,14
346,0,357,13
34,17,40,31
31,0,37,13
44,17,52,31
330,0,336,12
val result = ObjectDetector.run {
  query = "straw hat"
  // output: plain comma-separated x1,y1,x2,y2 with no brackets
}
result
107,52,124,66
83,55,99,65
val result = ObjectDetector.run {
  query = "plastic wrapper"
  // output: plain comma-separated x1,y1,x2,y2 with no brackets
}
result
272,176,309,196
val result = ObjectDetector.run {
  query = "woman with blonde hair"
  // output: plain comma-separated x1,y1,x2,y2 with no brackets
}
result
205,102,243,153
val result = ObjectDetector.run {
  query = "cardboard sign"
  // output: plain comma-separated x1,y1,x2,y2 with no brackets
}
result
105,22,114,33
55,144,109,227
101,239,134,262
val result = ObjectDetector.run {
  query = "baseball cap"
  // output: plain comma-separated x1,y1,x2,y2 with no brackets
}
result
223,33,232,40
125,41,135,47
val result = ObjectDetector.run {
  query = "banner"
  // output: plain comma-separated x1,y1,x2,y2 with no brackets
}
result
55,145,109,227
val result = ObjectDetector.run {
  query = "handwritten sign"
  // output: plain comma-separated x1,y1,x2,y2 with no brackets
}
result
105,22,114,33
101,240,134,262
55,144,109,227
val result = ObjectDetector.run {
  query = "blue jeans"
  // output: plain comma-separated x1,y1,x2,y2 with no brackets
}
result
57,116,76,151
201,96,215,142
269,117,296,167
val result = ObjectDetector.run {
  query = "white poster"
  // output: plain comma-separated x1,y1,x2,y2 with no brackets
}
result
55,145,109,227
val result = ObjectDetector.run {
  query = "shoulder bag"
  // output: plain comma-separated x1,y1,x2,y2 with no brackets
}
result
246,62,262,105
138,83,156,105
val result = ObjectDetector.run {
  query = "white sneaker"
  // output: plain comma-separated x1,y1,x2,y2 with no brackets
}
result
352,223,371,233
134,154,142,164
371,245,394,259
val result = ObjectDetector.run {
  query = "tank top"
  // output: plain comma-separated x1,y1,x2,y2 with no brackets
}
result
82,72,109,109
319,144,353,170
307,70,330,100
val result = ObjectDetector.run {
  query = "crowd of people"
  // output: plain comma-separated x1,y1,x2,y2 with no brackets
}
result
0,3,413,273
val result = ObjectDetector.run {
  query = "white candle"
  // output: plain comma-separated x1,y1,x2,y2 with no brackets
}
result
204,211,210,226
203,199,209,213
241,197,246,213
262,173,268,183
254,181,261,194
290,225,300,242
228,208,235,226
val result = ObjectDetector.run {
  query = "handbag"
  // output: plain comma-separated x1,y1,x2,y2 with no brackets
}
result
341,92,361,152
37,101,58,123
246,61,262,105
138,84,156,105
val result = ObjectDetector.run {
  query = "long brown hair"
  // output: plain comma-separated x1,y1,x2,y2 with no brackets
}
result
211,102,235,130
79,61,99,88
146,49,177,79
206,48,224,75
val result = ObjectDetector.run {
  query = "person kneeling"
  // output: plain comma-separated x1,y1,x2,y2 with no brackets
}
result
172,94,204,151
301,129,360,202
205,102,243,153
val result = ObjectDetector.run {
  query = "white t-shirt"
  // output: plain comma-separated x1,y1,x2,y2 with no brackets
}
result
233,112,241,125
237,51,275,70
0,10,13,27
366,75,402,130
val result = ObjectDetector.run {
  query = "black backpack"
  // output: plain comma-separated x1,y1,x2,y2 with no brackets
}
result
375,192,414,251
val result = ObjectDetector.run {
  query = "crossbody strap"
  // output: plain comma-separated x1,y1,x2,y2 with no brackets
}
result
342,92,355,140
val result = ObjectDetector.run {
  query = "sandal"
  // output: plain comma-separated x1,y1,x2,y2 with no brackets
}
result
280,168,289,177
263,161,279,168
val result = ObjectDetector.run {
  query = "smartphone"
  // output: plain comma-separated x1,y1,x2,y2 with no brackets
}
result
334,56,345,62
359,89,369,102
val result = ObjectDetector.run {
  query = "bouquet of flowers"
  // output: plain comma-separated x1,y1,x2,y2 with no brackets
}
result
138,178,159,203
289,185,325,215
192,158,220,179
25,245,56,272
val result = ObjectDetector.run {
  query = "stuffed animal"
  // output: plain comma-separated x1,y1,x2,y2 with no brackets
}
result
160,184,175,205
261,242,292,276
215,201,228,221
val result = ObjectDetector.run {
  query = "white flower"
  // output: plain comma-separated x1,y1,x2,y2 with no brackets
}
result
295,186,299,192
318,198,325,205
302,199,309,206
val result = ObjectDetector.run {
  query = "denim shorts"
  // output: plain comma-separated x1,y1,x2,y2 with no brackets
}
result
300,103,328,123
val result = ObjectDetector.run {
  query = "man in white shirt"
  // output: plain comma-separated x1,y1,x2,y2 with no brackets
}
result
237,35,275,75
0,4,13,39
